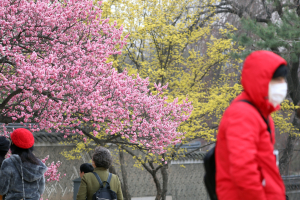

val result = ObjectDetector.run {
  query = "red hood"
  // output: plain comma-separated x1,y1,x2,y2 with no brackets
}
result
236,51,287,117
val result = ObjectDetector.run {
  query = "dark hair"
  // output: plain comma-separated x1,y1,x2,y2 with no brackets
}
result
10,143,40,165
92,146,112,169
273,65,288,79
80,163,94,173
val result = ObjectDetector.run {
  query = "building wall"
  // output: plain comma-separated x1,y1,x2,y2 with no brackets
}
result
34,145,208,200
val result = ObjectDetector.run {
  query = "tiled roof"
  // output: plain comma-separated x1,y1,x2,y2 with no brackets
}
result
0,123,73,144
176,141,201,149
177,151,206,161
0,123,207,161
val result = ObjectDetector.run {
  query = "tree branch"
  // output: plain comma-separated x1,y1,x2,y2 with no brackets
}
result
0,88,23,109
122,146,153,174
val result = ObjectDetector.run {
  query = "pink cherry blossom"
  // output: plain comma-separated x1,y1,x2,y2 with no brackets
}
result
41,155,65,182
0,0,193,156
40,155,64,200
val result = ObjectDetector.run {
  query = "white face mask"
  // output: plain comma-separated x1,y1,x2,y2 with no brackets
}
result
268,82,287,107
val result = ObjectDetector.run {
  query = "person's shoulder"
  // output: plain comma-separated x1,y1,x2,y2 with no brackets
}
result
110,174,121,185
80,172,95,184
82,172,95,179
111,173,119,180
223,101,263,126
1,157,15,173
227,100,261,117
2,157,13,166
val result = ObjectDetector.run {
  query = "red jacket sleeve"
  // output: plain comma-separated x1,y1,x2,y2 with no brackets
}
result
225,109,267,200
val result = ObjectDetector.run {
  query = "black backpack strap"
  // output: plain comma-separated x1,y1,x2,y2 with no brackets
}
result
238,100,272,143
92,172,104,188
104,173,112,189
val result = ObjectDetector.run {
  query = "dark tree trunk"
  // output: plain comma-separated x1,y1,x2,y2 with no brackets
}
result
161,164,169,200
152,171,162,200
279,132,296,175
119,148,131,200
279,60,300,175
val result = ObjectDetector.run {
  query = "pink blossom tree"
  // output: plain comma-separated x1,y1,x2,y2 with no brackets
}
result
0,1,193,199
0,0,192,155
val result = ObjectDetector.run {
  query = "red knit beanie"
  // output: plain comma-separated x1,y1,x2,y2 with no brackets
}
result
11,128,34,149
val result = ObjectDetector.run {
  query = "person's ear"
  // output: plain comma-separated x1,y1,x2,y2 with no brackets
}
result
92,160,96,168
80,171,84,178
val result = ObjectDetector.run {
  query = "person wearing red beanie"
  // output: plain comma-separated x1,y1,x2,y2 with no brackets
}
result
10,128,35,149
0,128,47,200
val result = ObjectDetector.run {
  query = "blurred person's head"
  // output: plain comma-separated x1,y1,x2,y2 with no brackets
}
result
268,64,288,107
92,146,112,169
80,163,94,178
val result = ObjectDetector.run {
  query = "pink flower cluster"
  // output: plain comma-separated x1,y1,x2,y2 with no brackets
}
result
40,156,63,200
0,0,193,154
41,155,65,182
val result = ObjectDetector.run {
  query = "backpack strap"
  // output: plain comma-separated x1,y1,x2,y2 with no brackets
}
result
238,100,272,143
92,172,104,188
104,173,112,189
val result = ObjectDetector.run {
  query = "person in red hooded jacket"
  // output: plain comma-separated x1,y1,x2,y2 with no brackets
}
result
215,50,288,200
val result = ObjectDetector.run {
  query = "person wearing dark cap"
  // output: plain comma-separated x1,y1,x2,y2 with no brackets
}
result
80,163,94,178
215,51,288,200
0,136,10,167
0,128,47,200
0,136,10,200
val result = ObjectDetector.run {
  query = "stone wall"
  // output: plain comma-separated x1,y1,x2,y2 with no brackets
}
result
34,145,208,200
34,145,90,200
